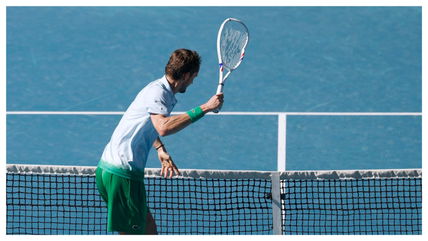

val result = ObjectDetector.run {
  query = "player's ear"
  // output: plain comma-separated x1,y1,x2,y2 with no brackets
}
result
182,72,191,82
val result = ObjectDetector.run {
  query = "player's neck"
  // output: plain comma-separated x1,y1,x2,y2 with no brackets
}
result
165,75,180,94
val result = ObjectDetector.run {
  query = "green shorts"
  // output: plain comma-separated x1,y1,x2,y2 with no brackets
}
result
95,166,148,234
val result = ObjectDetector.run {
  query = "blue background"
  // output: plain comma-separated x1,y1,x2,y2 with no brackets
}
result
7,7,421,171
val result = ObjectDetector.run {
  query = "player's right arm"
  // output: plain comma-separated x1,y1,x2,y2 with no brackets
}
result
151,93,223,136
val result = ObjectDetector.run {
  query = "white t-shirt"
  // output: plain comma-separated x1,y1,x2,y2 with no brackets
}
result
100,76,177,176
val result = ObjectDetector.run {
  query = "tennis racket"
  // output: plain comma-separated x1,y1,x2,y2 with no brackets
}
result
214,18,249,113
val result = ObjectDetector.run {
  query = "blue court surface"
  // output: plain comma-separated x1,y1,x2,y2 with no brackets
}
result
6,7,421,171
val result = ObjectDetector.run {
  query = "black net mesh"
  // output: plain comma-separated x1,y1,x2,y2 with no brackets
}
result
6,166,422,235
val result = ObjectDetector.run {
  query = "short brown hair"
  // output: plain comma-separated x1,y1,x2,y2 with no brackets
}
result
165,49,201,80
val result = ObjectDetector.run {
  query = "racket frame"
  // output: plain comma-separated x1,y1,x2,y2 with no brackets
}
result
215,17,249,95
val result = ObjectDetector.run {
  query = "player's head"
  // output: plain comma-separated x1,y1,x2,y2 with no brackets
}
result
165,49,201,81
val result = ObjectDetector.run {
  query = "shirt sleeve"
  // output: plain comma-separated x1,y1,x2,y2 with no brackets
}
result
146,89,170,116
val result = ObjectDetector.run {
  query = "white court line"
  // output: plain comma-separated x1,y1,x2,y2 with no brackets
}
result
5,111,423,116
6,111,126,115
6,110,422,173
277,114,287,172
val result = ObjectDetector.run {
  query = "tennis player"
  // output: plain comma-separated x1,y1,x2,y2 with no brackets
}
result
95,49,224,234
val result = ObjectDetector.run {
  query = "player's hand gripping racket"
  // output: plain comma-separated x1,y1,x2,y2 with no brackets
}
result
214,18,249,113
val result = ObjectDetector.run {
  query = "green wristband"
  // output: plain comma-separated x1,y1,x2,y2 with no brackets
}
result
186,106,205,123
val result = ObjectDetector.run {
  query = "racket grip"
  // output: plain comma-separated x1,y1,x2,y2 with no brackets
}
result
216,83,224,95
213,83,224,113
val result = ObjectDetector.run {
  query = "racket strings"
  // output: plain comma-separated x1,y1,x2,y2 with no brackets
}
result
220,23,249,70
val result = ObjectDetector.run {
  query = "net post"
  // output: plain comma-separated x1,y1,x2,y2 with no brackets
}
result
271,172,282,235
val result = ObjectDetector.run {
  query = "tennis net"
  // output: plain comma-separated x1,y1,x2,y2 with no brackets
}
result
6,164,422,235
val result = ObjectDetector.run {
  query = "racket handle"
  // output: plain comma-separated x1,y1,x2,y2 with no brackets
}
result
216,83,224,95
213,83,224,113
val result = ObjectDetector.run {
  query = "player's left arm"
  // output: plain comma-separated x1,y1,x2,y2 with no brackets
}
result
152,137,180,178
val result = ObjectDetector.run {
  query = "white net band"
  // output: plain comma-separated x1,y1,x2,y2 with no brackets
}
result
6,164,421,180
